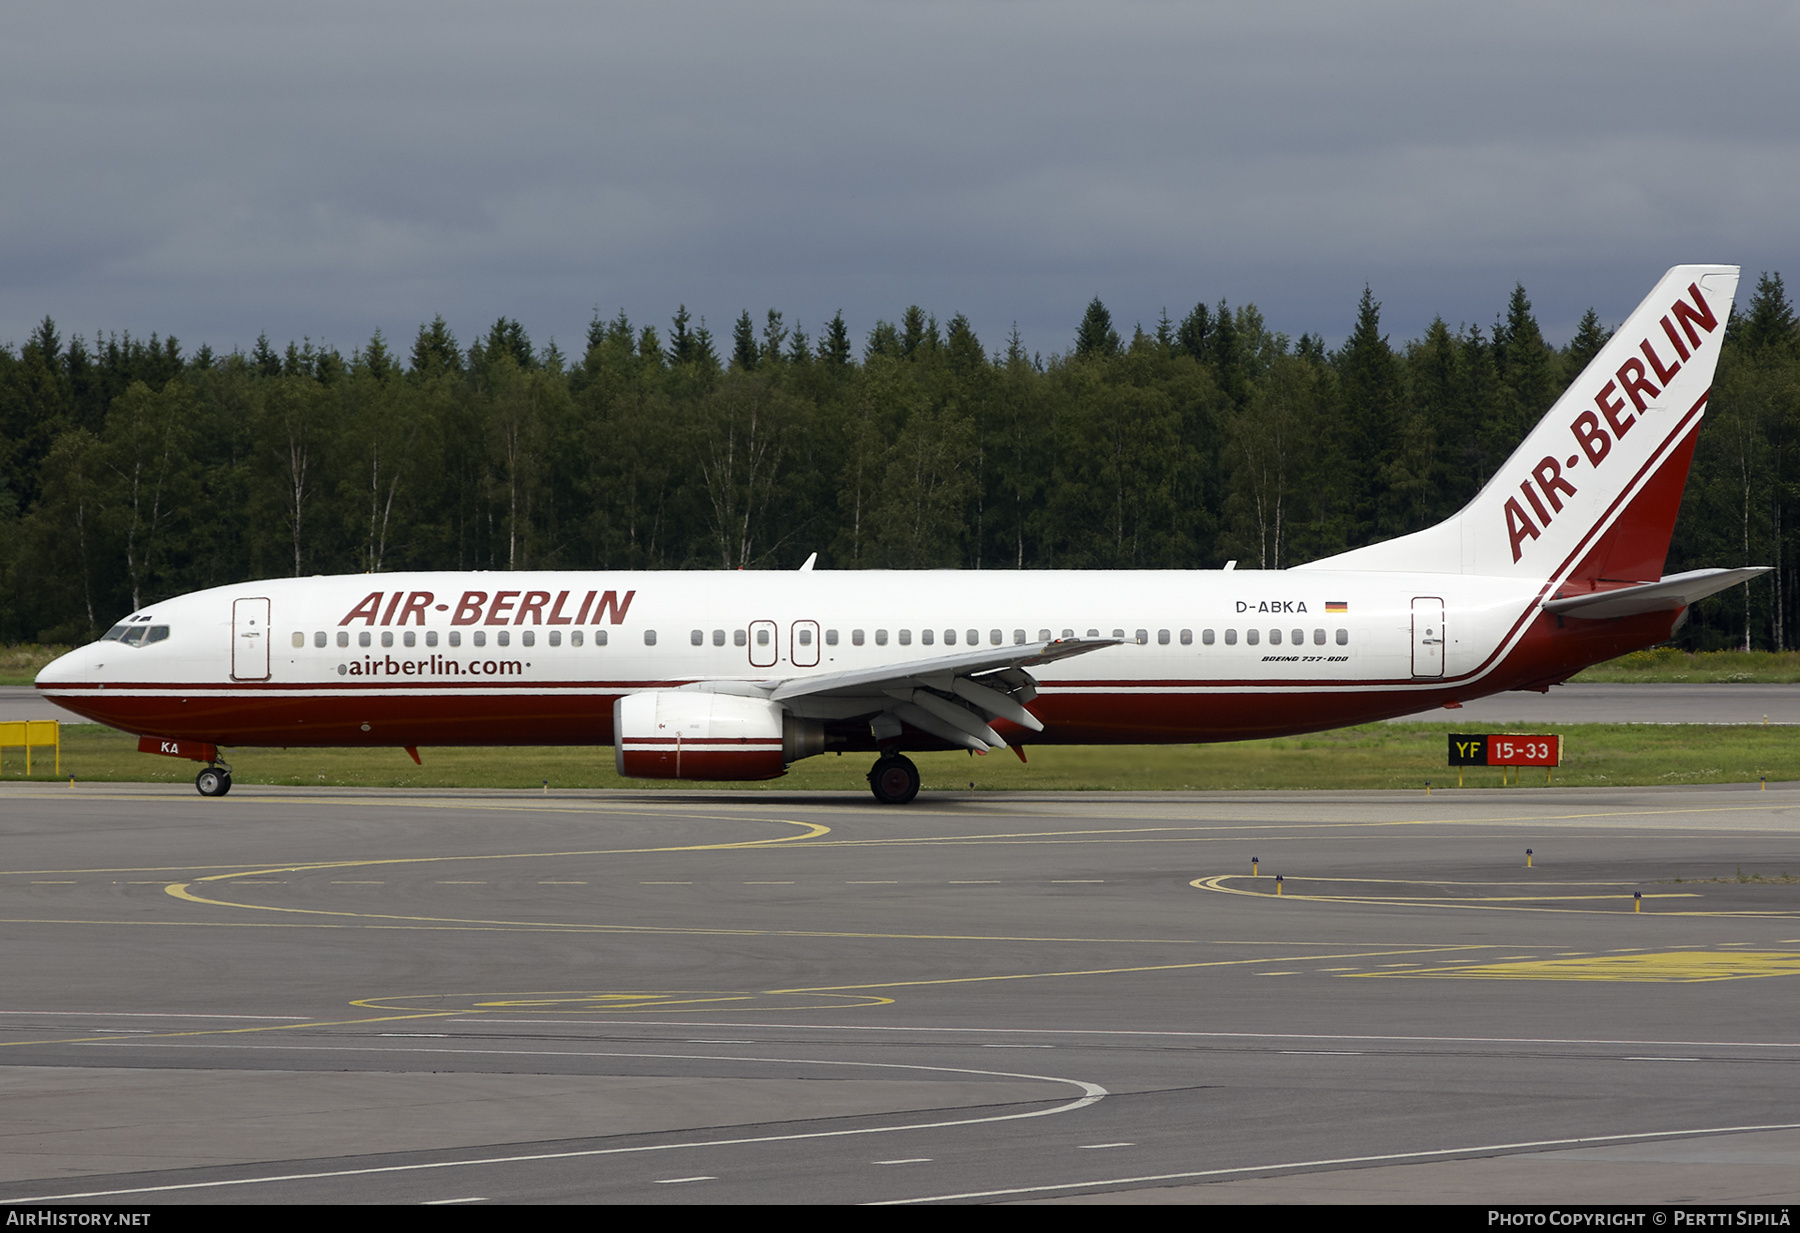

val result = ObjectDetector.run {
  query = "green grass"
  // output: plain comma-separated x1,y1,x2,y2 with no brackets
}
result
1569,647,1800,683
0,645,71,686
3,721,1796,791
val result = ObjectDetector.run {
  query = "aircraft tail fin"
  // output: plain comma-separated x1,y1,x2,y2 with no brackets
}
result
1299,264,1740,583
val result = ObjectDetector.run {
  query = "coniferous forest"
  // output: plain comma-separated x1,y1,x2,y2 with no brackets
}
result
2,277,1797,651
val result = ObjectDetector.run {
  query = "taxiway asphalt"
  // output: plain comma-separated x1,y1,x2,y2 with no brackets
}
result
1,782,1798,1204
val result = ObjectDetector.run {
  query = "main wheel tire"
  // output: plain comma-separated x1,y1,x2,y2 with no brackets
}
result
196,767,228,797
867,754,920,805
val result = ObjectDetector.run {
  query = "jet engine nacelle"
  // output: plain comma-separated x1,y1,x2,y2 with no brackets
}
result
613,690,822,781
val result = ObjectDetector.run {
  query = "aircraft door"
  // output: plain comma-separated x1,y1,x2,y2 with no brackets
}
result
748,619,778,668
1411,597,1445,678
232,597,271,681
791,620,820,668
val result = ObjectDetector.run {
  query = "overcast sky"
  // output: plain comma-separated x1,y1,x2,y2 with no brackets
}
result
5,2,1796,362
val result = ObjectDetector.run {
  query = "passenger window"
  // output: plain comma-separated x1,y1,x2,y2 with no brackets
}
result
381,631,394,648
922,630,935,646
969,629,981,646
427,630,438,647
1180,629,1193,645
449,630,462,648
852,629,865,646
826,629,839,646
1313,628,1325,645
1224,629,1237,645
734,629,747,647
291,632,305,649
521,631,534,647
1336,628,1349,645
596,629,608,646
1014,630,1026,645
570,630,584,647
1269,629,1281,645
1157,629,1170,645
359,631,372,648
876,629,889,646
644,630,657,646
799,628,813,646
1037,629,1050,642
713,629,726,646
1135,629,1148,645
473,631,486,647
1087,629,1099,638
314,630,326,648
1292,628,1303,646
756,628,770,646
942,629,955,646
404,630,416,648
1062,629,1074,639
337,631,349,648
1112,628,1125,640
691,629,704,646
549,630,561,647
1246,629,1259,646
497,630,510,647
1201,629,1214,645
898,630,911,646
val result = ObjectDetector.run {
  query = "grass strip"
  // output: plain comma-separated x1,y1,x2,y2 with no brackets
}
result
3,721,1795,792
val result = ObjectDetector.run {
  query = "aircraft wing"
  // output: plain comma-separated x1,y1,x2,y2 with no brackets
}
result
725,638,1120,751
1542,567,1770,620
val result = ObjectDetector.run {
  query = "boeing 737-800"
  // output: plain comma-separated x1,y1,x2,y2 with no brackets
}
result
35,265,1765,802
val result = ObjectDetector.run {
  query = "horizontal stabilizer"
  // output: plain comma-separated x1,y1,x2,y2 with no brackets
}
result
1542,567,1769,620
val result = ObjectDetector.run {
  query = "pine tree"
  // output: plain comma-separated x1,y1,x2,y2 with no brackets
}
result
667,306,695,365
1075,298,1120,358
1738,272,1797,356
820,311,852,366
408,317,461,378
731,310,758,371
1177,302,1212,362
1564,307,1612,376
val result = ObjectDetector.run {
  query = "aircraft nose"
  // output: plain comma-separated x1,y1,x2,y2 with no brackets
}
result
35,644,94,688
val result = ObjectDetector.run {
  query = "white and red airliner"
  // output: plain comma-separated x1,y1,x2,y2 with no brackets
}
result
36,265,1765,801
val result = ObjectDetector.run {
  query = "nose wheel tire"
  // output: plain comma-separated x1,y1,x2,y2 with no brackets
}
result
867,754,920,805
195,767,232,797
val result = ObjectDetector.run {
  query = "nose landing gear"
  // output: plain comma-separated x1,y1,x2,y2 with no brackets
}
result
195,765,233,797
867,754,920,805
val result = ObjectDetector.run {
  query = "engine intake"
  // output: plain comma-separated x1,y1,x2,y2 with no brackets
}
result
614,690,820,781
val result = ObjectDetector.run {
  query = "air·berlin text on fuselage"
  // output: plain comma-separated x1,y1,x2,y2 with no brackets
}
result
339,588,637,628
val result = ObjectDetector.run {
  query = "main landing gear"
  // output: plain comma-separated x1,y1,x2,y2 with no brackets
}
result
867,754,920,805
195,764,233,797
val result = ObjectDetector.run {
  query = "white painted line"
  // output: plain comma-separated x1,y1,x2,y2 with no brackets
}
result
423,1198,486,1205
1051,880,1105,884
0,1011,310,1020
873,1159,932,1166
872,1120,1800,1204
1077,1143,1134,1149
6,1047,1106,1203
983,1044,1051,1049
654,1176,716,1184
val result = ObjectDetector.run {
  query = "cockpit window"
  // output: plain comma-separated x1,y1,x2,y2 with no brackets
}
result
145,626,170,644
101,625,128,641
120,625,148,645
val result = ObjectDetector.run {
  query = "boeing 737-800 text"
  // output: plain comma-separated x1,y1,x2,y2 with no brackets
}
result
35,265,1765,801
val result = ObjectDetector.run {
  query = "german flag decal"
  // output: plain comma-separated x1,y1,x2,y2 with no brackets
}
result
1325,601,1348,613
